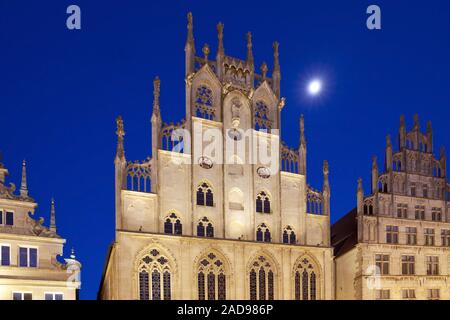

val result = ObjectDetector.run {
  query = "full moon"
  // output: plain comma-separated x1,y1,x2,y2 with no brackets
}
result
308,79,322,96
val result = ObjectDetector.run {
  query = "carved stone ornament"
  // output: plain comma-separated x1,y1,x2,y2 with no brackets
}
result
199,156,213,169
257,167,271,179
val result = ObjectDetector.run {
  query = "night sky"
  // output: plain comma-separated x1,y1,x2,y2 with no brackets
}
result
1,1,450,299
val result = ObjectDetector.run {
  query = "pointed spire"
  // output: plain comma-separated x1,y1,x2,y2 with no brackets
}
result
300,114,306,145
372,155,379,194
185,12,195,76
357,177,364,215
441,146,446,159
152,76,161,117
386,134,392,147
246,32,254,65
50,198,56,233
273,42,280,72
386,134,393,171
115,116,125,160
399,114,406,149
323,160,329,191
20,159,28,197
260,62,268,80
202,43,210,63
299,115,307,176
217,22,224,56
186,12,194,48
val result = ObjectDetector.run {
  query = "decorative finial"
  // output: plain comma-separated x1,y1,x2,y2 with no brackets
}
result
357,177,363,191
260,62,268,80
217,22,224,55
115,116,125,159
300,114,306,145
20,159,28,197
70,248,76,259
0,151,4,168
386,134,392,147
187,12,194,45
441,146,446,158
202,43,210,63
400,114,405,127
153,76,160,116
50,198,56,233
372,155,378,168
427,120,432,132
273,42,280,72
413,114,419,129
246,32,254,64
323,160,329,175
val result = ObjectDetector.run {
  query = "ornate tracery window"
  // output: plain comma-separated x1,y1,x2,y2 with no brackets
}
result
256,223,271,242
254,101,272,131
249,255,275,300
294,257,318,300
256,191,271,214
197,217,214,238
197,252,227,300
195,85,215,120
197,182,214,207
283,226,296,244
164,213,182,235
307,188,323,215
138,249,171,300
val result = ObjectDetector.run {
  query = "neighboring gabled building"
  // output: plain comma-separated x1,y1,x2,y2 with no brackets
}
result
332,115,450,300
0,156,81,300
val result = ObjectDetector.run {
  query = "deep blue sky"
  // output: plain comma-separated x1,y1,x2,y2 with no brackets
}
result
1,1,450,300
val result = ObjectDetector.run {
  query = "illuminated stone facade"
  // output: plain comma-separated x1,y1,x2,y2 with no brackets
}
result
0,158,81,300
332,115,450,300
99,13,334,300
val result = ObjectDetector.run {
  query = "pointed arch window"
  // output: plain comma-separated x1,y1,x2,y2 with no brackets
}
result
195,86,215,120
197,252,227,300
294,257,319,301
256,224,271,242
283,226,296,244
164,213,182,235
197,217,214,238
197,183,214,207
254,101,273,131
138,249,171,300
256,192,271,214
249,255,275,300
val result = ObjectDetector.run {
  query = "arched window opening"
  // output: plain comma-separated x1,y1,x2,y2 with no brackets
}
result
283,226,296,244
294,256,319,301
256,192,271,214
307,189,323,215
197,183,214,207
138,249,171,300
197,217,214,238
195,86,215,120
164,213,182,235
256,224,271,242
249,255,275,300
197,252,227,300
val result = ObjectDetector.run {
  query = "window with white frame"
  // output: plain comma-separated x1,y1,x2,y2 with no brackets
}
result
426,256,439,275
19,247,38,268
425,229,435,246
406,227,417,245
0,210,14,226
375,254,390,275
402,289,416,299
0,245,10,266
375,290,390,300
401,256,415,275
386,226,398,244
397,204,408,218
441,230,450,247
428,289,440,300
432,208,442,221
13,292,32,300
45,293,64,300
